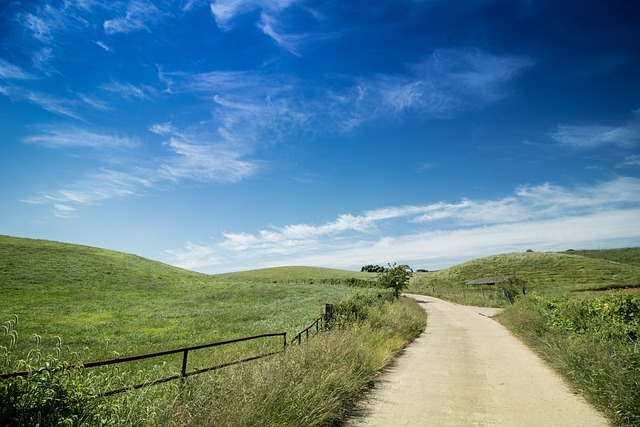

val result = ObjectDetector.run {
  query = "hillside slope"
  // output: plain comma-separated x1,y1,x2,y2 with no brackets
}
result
0,235,209,289
562,247,640,268
214,265,372,283
410,250,640,294
0,235,354,359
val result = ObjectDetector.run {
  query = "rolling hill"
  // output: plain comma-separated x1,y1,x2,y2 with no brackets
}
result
409,249,640,296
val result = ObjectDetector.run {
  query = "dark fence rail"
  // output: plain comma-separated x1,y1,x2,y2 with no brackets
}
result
1,332,286,397
293,304,334,345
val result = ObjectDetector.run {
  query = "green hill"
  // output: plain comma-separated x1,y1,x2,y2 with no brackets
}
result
0,235,354,361
409,249,640,302
562,247,640,268
214,265,373,284
0,235,210,289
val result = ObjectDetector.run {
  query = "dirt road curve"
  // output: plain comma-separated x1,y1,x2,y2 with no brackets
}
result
346,294,609,427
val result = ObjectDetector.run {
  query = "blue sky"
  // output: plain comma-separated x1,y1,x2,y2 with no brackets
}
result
1,0,639,273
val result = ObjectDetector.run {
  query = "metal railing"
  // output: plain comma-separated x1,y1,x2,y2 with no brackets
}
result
1,304,336,397
293,303,333,345
1,332,286,397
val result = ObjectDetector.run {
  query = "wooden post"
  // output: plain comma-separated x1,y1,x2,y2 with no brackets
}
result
324,303,334,330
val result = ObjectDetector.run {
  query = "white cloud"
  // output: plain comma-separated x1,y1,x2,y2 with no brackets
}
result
210,0,296,29
552,124,639,149
166,177,640,272
162,49,529,147
95,40,112,52
160,137,256,183
24,91,81,119
101,80,157,100
24,127,138,149
371,49,533,117
19,12,54,42
23,124,258,217
103,0,164,34
620,154,640,168
24,169,155,209
0,59,36,80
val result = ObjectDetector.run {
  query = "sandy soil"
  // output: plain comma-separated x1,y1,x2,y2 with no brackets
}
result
346,294,610,427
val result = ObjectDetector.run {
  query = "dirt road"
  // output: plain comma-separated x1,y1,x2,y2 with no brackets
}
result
346,294,609,426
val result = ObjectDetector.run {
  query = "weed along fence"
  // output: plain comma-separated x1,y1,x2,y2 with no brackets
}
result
1,304,335,397
293,303,334,345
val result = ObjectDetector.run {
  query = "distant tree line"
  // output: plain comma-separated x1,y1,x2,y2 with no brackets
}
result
360,264,387,273
362,264,428,273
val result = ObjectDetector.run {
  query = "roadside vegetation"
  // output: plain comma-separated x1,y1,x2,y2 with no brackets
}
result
0,235,425,426
499,293,639,426
408,248,640,426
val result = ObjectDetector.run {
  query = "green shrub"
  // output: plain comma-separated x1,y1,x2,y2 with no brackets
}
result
332,289,395,322
499,293,640,426
0,317,105,427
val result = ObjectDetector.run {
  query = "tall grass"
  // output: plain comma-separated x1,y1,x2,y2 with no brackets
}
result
498,293,640,426
1,293,426,426
161,295,426,427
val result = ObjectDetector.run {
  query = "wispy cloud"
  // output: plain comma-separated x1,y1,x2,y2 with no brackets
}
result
94,40,112,52
160,137,256,183
372,49,532,117
257,12,302,55
210,0,296,29
323,49,533,130
24,127,138,150
24,169,155,218
24,91,82,119
18,11,55,43
163,48,530,145
103,0,165,34
552,124,639,149
620,154,640,168
166,177,640,272
24,123,258,217
166,69,309,145
101,80,157,100
0,59,36,80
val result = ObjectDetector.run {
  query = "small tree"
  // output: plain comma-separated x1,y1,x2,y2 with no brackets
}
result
377,263,413,298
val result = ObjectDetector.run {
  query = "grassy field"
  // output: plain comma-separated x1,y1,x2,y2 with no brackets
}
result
0,235,360,361
0,235,426,426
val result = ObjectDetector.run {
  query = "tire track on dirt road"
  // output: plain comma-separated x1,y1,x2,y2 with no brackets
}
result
346,294,609,426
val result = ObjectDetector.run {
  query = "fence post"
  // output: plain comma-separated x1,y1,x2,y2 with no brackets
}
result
181,350,188,378
324,303,334,330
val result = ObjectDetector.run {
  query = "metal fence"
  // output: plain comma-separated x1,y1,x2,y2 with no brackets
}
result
1,304,336,397
1,332,287,397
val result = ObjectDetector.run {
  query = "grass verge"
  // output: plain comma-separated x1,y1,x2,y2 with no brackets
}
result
497,293,640,426
160,294,426,427
1,292,426,426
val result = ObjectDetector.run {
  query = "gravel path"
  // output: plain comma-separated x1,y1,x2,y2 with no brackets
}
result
346,294,609,426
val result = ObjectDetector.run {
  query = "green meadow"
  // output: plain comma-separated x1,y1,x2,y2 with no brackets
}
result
2,235,639,426
0,235,361,361
0,235,425,426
